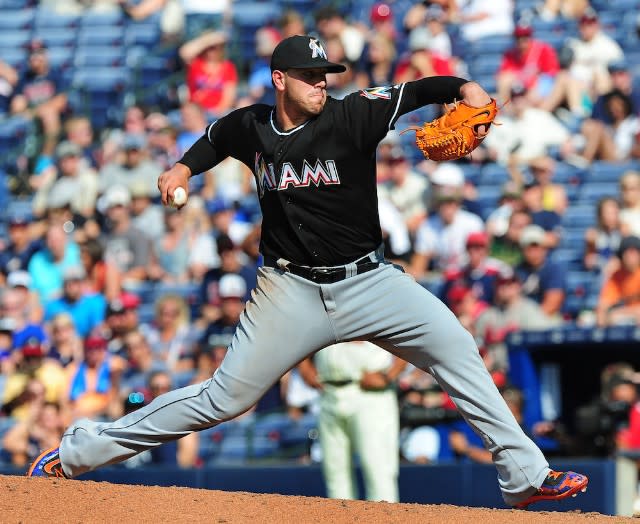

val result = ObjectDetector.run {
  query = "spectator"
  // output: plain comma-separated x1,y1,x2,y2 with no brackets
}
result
0,211,41,276
326,58,359,100
180,0,230,39
314,6,366,64
441,231,507,309
1,401,64,467
241,26,281,106
104,293,141,357
0,58,18,117
485,181,525,239
33,141,99,219
455,0,514,43
520,181,563,249
411,186,484,277
99,134,162,198
149,208,193,283
378,146,429,235
28,224,82,305
9,40,68,172
579,89,640,164
47,312,83,368
394,27,453,83
1,338,67,422
44,266,106,338
417,5,452,59
475,270,561,371
190,332,229,385
445,283,489,334
298,341,406,502
566,8,624,99
515,225,567,317
101,185,154,288
200,273,247,345
120,329,169,394
6,270,43,325
355,33,397,89
522,156,568,216
537,0,590,20
591,60,640,125
145,117,183,172
377,192,412,263
118,0,185,43
584,197,622,276
367,3,396,42
620,171,640,237
143,294,195,374
277,9,306,40
78,238,121,301
497,23,560,106
177,102,208,153
596,236,640,326
482,83,571,166
63,116,98,170
179,31,238,118
65,333,127,422
100,105,148,167
129,180,165,241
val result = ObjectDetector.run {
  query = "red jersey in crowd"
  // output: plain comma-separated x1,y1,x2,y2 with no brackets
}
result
186,57,238,113
499,39,560,91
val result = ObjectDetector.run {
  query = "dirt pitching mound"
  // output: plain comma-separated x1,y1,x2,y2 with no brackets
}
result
1,475,632,523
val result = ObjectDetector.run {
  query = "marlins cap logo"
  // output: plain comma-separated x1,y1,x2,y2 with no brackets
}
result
309,38,327,60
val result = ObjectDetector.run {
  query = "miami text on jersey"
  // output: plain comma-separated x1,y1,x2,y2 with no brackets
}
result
255,152,340,197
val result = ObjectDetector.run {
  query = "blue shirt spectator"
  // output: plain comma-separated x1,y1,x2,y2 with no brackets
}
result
44,266,106,337
0,212,42,275
515,225,567,316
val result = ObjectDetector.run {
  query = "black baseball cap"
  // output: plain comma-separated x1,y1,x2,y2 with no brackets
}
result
270,35,346,73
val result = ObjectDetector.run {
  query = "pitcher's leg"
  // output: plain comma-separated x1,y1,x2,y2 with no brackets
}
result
331,266,549,505
60,269,336,477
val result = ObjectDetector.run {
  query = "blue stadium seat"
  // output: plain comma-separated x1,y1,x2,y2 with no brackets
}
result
250,436,281,459
0,116,33,156
125,24,161,47
232,2,281,28
561,205,596,229
479,163,510,185
468,54,502,77
80,8,125,28
214,435,250,462
34,9,80,29
252,412,292,440
561,229,586,253
470,35,512,56
77,26,125,47
47,47,75,70
74,47,126,68
584,161,640,183
0,30,32,49
577,182,619,203
0,8,34,30
35,28,78,49
475,185,502,212
0,0,34,7
552,162,582,185
1,48,27,69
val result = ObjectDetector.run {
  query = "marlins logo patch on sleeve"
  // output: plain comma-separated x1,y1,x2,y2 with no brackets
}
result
359,86,392,100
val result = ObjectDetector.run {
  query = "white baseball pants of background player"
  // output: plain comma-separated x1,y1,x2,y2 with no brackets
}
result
59,261,550,506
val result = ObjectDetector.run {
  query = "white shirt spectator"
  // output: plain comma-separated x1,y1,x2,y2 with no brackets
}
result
613,116,640,160
568,32,624,91
378,193,412,257
483,108,570,164
414,209,484,270
459,0,514,42
181,0,229,14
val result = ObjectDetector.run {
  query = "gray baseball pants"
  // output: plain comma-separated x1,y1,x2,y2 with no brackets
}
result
59,261,549,505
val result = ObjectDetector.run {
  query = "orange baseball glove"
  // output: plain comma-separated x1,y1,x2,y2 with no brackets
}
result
402,99,498,161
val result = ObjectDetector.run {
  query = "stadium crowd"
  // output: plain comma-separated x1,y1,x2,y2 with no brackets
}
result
1,0,640,482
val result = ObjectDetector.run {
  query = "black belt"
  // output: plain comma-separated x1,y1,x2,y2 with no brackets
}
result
323,379,357,387
263,257,380,284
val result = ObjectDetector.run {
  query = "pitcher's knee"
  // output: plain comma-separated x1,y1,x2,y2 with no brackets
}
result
204,375,258,421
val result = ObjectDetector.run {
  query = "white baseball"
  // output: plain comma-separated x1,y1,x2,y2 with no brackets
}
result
171,187,187,207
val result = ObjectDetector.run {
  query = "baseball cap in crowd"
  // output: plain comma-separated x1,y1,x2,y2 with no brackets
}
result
123,133,146,151
55,140,82,159
104,185,132,208
255,27,282,57
218,274,247,299
579,7,599,24
408,27,433,52
63,265,87,281
129,180,153,199
84,334,108,351
46,180,74,210
513,23,533,38
425,4,445,21
270,35,346,73
7,270,31,289
510,83,528,98
496,268,521,285
501,181,523,199
608,59,629,74
434,185,463,203
7,209,32,226
618,235,640,257
0,317,16,334
27,38,47,54
21,337,45,358
519,225,546,247
401,426,440,463
370,2,393,23
107,292,141,315
430,163,465,188
466,231,489,248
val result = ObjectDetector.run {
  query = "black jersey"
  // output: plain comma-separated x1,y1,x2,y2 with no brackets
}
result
180,78,467,266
